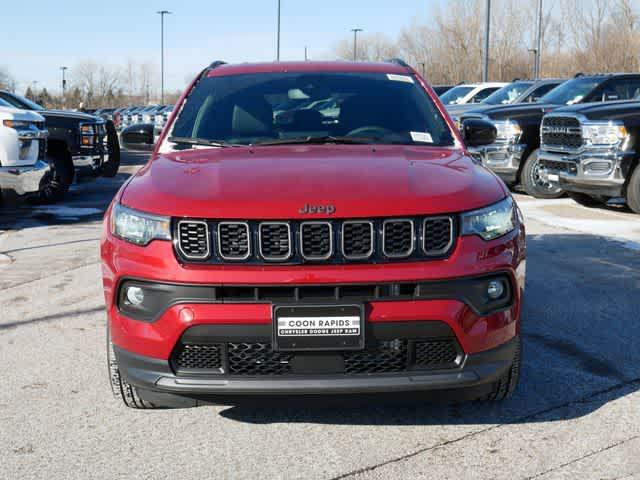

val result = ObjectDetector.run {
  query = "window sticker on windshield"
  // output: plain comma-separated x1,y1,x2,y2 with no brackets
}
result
410,131,433,143
386,74,414,83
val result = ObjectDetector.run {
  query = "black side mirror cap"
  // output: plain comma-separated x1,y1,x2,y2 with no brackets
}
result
121,124,155,151
461,118,497,147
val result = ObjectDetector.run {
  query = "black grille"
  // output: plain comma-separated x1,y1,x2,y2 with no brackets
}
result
541,116,582,149
342,221,373,259
176,216,454,264
228,343,292,375
423,218,452,254
218,222,250,259
177,221,210,259
414,339,460,367
173,344,223,370
301,222,332,259
171,338,462,375
259,223,291,260
383,220,414,257
344,340,408,373
539,159,578,174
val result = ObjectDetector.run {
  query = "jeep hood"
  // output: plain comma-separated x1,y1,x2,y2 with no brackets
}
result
120,145,506,219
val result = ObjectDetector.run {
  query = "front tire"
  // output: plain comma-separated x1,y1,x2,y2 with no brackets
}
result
40,147,74,203
625,166,640,214
521,149,564,199
483,337,521,401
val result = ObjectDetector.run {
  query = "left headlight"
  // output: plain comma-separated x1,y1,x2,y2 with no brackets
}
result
461,196,517,241
111,203,171,246
581,123,628,146
493,120,522,143
3,120,34,129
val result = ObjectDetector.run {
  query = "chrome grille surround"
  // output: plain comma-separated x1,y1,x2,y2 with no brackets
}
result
258,222,293,261
341,220,374,260
422,217,454,255
176,220,211,260
299,221,333,260
217,222,251,260
382,219,415,258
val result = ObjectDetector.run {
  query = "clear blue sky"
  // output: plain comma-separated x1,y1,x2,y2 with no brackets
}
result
1,0,444,94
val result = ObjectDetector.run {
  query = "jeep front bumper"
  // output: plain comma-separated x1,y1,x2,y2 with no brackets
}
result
538,148,633,197
468,143,526,184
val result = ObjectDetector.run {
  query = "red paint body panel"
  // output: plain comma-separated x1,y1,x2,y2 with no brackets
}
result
102,61,525,373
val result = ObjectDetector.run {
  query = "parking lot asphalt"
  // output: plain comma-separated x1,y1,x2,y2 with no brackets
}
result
1,151,639,480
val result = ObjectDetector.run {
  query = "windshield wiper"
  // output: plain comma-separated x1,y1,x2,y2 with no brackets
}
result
167,136,242,148
255,135,382,146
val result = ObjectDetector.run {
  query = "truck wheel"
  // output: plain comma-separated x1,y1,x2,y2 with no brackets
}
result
567,192,609,208
521,149,564,199
40,148,74,203
101,121,121,178
482,338,521,401
625,165,640,214
107,328,198,409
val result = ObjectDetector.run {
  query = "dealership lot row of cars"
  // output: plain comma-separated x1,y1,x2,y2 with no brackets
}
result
1,71,640,215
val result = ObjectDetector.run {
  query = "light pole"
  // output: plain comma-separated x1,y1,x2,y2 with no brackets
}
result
351,28,363,62
60,66,68,99
419,62,426,78
534,0,543,78
157,10,172,104
482,0,491,82
276,0,281,61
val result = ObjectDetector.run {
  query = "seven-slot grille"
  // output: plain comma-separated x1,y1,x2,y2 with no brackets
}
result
175,217,454,264
541,116,583,149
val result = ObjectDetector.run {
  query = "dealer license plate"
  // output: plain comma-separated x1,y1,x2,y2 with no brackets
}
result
273,305,364,351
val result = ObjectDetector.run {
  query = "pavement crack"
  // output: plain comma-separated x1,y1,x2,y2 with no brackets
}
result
330,378,640,480
526,434,640,479
0,305,105,330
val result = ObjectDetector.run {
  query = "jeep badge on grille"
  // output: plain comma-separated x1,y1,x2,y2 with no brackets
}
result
299,204,336,214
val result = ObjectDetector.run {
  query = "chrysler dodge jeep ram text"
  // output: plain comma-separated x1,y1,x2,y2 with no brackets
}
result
460,73,640,199
539,100,640,213
102,60,526,408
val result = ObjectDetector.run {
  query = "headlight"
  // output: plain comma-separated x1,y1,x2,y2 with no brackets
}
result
493,120,522,142
461,196,516,241
3,120,33,129
111,203,171,246
80,123,96,145
581,123,627,146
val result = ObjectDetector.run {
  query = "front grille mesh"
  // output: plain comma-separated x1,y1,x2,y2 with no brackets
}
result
414,339,459,367
539,159,578,174
383,220,413,257
301,223,331,259
218,223,250,259
541,116,582,149
424,218,452,253
176,216,454,264
177,221,210,259
171,338,462,375
343,222,373,258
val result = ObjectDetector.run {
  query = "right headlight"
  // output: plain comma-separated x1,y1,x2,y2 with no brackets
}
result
581,123,628,146
493,120,522,143
111,203,171,246
461,196,517,241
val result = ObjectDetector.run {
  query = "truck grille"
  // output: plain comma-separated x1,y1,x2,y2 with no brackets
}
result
171,338,462,375
539,159,578,174
175,217,455,264
541,116,583,149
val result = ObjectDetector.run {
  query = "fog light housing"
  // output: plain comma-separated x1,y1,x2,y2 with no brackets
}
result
487,280,505,300
126,286,145,306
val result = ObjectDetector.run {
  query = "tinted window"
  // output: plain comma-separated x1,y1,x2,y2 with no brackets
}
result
0,92,43,111
595,78,640,101
522,82,560,102
470,87,501,103
484,82,532,105
171,72,455,147
439,86,475,105
0,97,13,107
540,77,603,105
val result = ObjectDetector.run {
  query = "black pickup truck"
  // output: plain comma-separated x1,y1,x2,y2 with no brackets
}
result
538,100,640,213
0,90,120,202
460,73,640,199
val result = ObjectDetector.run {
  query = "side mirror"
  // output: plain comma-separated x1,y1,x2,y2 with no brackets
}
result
121,124,155,151
461,118,497,147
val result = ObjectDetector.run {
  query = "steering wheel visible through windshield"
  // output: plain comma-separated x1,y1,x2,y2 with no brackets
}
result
168,71,455,148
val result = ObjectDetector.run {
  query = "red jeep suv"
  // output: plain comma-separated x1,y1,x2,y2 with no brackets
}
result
103,60,526,408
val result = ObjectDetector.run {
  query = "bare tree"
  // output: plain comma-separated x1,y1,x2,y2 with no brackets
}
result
333,32,399,62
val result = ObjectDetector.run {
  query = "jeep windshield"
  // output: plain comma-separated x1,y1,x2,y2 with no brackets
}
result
539,77,602,105
169,71,455,148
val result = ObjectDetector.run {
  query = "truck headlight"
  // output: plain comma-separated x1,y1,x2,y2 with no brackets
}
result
80,123,96,145
461,196,516,241
3,120,34,129
581,123,627,146
493,120,522,143
111,203,171,246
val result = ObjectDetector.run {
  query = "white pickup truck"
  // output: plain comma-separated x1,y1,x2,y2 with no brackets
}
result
0,99,49,201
